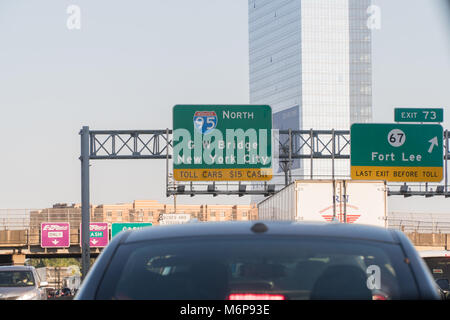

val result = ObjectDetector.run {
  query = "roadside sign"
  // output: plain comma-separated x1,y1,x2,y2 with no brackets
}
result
80,223,109,248
394,108,443,123
111,222,152,238
159,213,191,225
172,105,272,181
351,123,443,182
41,223,70,248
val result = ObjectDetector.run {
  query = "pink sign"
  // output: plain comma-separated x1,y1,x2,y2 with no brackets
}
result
41,223,70,248
80,223,109,248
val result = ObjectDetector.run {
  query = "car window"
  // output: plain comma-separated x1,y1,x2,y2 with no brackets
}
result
95,236,419,300
423,257,450,281
0,271,35,287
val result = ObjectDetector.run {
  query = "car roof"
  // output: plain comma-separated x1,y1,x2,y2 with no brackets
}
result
0,265,35,271
121,221,397,244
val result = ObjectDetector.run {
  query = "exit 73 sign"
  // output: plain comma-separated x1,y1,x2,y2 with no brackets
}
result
351,123,443,182
394,108,443,123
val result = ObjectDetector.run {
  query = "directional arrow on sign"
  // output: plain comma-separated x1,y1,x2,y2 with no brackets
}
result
428,137,438,153
91,238,98,245
52,239,59,245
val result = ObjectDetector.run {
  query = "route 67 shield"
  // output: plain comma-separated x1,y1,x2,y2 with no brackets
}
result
193,111,218,134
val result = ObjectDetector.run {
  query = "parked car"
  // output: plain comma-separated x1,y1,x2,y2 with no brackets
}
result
76,221,440,300
0,265,48,300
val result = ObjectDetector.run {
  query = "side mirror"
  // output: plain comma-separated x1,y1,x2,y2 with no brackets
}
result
40,281,49,288
436,279,450,291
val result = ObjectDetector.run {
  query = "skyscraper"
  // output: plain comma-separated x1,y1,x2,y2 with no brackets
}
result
249,0,372,180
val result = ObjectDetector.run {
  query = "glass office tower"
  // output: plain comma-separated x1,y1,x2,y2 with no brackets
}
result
249,0,372,182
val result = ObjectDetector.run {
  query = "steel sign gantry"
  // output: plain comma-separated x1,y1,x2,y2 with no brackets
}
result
79,127,172,279
88,129,172,160
79,126,277,277
80,126,450,278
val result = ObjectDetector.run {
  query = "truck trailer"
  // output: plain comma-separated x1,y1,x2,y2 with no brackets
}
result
257,180,387,228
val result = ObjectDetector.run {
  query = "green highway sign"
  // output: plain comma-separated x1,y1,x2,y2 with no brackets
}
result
172,105,272,181
351,123,443,182
111,223,152,237
394,108,443,123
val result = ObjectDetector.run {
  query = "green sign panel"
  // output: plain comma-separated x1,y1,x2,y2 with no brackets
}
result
172,105,272,181
111,223,152,237
394,108,443,123
89,231,103,238
351,123,443,182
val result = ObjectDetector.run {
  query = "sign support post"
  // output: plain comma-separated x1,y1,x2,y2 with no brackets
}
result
446,130,449,193
80,126,90,281
332,129,336,220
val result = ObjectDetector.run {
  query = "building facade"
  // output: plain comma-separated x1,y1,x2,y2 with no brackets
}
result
249,0,372,181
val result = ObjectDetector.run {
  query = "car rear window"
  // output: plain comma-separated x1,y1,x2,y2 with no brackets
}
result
95,236,419,300
423,257,450,280
0,271,35,287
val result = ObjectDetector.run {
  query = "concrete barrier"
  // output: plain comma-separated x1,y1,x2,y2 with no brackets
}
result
406,232,448,250
0,230,28,246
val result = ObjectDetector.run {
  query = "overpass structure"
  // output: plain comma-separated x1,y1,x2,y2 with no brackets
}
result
1,211,450,265
0,230,102,265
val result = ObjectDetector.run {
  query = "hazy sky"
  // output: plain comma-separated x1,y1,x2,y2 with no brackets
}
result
0,0,449,210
